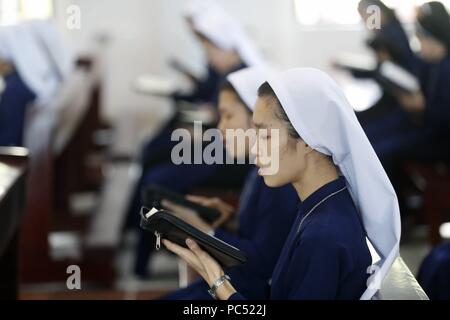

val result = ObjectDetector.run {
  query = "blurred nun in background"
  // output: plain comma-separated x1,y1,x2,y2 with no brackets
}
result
131,0,268,278
138,0,265,169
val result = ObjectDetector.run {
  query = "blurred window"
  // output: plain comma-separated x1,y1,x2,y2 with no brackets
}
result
294,0,450,27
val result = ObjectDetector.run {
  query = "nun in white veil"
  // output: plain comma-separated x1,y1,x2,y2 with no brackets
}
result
163,68,401,300
184,0,265,70
131,3,267,278
0,24,52,146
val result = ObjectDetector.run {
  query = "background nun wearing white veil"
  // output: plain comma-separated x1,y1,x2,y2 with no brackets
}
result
129,0,265,187
130,0,268,278
170,3,252,105
0,53,36,147
0,23,61,108
163,68,401,300
0,19,72,147
0,23,59,146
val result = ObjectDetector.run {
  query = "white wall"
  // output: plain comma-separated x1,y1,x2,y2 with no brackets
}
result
52,0,370,120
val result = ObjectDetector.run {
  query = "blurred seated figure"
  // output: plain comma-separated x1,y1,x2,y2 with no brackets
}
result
358,0,415,72
138,0,264,168
0,59,36,147
0,20,73,147
362,2,450,164
354,0,416,123
418,242,450,300
126,0,265,230
344,2,450,218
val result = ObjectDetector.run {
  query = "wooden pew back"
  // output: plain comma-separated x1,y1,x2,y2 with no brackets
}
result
0,147,28,299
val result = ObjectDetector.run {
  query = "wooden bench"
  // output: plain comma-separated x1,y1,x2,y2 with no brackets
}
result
0,147,28,299
19,47,144,287
82,161,139,284
18,51,117,285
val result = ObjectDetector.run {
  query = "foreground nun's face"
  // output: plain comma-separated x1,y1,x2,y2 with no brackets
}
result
252,96,306,188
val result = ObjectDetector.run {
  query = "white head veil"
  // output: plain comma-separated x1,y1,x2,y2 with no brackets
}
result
183,0,219,21
227,67,273,111
0,23,60,107
185,0,265,67
265,68,401,300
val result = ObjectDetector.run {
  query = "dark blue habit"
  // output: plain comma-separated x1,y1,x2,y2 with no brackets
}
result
161,168,300,300
418,242,450,300
0,71,36,146
362,55,450,163
230,176,372,300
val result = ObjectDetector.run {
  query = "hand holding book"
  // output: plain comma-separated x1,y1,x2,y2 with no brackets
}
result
163,238,237,300
140,207,247,268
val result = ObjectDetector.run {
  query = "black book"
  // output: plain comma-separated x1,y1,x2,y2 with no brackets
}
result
168,58,199,84
144,184,221,224
140,207,247,268
335,53,420,94
131,74,177,97
334,52,378,76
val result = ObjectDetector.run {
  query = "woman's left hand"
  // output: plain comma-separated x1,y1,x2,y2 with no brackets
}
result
163,238,237,300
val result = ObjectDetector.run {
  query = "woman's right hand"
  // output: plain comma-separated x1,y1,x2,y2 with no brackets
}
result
163,238,237,300
186,195,235,228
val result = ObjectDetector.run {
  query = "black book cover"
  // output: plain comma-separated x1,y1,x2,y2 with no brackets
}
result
140,207,247,268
